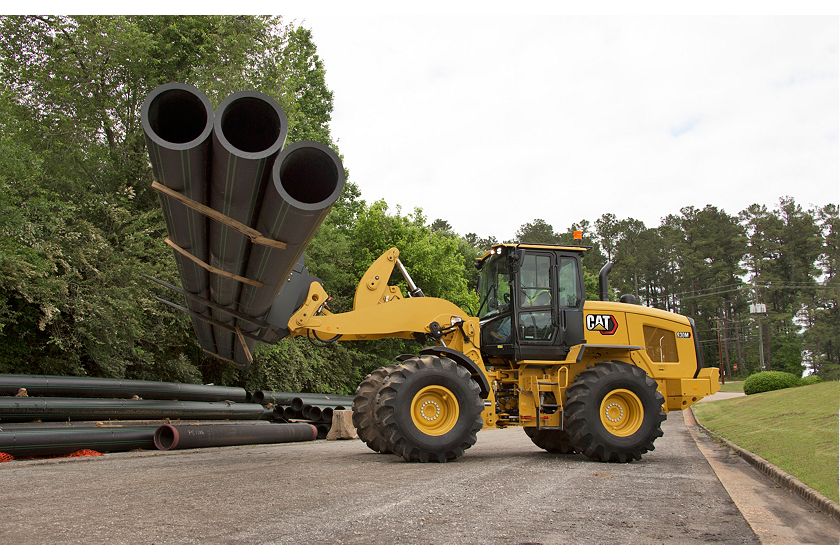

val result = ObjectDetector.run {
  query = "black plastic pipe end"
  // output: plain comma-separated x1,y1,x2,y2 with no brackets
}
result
141,83,213,150
213,91,288,159
272,141,345,210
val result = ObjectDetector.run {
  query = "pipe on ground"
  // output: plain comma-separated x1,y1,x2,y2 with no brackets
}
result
208,91,288,361
0,398,268,423
290,396,354,412
252,391,298,405
302,405,322,422
153,422,316,450
0,426,158,457
141,83,216,353
0,374,248,402
0,420,274,431
254,391,351,406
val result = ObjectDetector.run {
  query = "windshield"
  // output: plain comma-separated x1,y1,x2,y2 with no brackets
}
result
477,254,511,319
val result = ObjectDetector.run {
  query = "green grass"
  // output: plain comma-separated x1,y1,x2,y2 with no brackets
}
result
718,380,744,393
694,382,840,502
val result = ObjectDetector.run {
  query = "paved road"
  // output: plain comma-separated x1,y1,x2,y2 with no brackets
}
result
1,411,759,544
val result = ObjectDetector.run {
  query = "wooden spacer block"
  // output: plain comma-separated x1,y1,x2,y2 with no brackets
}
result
326,409,357,440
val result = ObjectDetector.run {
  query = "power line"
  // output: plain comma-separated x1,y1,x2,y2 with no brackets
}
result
675,283,836,302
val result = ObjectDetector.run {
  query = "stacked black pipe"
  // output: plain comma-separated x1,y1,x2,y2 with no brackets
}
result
141,84,345,364
0,374,305,458
258,391,353,439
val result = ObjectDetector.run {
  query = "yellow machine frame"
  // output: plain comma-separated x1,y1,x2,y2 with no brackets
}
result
287,247,720,430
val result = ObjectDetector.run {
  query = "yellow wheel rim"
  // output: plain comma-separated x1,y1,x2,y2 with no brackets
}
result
600,389,644,437
410,385,460,436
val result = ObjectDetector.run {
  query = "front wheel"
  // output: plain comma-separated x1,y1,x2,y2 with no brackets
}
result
352,367,392,454
564,361,665,462
374,355,484,463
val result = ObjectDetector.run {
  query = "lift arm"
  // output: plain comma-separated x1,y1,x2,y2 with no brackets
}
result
286,248,482,360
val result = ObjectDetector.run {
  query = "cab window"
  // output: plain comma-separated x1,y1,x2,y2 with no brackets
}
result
556,257,580,308
520,253,551,308
477,255,511,320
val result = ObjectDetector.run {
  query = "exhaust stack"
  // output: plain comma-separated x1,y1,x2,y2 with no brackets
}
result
598,261,614,301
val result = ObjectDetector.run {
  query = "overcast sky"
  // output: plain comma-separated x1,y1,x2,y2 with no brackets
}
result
300,15,838,240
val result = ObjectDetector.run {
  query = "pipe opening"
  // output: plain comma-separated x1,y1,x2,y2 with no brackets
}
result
154,425,178,450
278,148,339,204
220,97,283,153
148,90,209,144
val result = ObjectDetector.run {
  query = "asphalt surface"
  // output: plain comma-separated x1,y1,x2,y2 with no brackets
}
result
0,410,764,545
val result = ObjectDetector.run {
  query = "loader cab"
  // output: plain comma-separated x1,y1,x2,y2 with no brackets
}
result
477,243,587,361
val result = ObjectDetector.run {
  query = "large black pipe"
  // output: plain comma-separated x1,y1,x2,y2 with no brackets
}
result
141,83,216,353
153,422,316,450
0,398,268,423
208,91,288,361
0,426,158,457
0,420,274,431
235,142,345,362
0,374,248,402
252,390,298,405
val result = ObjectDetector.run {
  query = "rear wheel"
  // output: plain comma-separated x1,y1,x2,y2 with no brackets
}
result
564,361,665,462
374,355,483,463
352,367,392,453
523,427,575,454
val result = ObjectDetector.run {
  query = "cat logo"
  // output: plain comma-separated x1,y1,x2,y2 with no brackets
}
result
586,314,618,335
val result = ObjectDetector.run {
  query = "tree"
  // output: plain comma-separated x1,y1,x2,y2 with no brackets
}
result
515,218,561,244
0,16,339,385
595,212,620,261
802,203,839,378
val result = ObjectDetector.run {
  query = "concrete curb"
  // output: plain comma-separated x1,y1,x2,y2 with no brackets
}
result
686,406,840,523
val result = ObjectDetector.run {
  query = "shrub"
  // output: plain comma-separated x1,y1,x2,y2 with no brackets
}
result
799,375,824,386
743,371,802,395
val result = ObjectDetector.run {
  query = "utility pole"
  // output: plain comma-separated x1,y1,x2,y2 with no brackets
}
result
720,306,732,380
750,301,767,371
716,315,724,383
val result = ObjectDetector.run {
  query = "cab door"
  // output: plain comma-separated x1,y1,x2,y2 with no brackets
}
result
514,250,564,360
555,253,585,350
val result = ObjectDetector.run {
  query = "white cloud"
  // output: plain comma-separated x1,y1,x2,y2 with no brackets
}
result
302,15,839,240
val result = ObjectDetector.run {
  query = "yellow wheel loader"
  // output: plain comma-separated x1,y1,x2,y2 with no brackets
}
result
141,84,719,464
284,244,720,463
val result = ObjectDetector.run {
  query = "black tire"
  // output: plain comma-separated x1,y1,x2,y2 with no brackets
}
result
374,355,483,463
564,361,666,463
523,427,575,454
352,367,392,454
